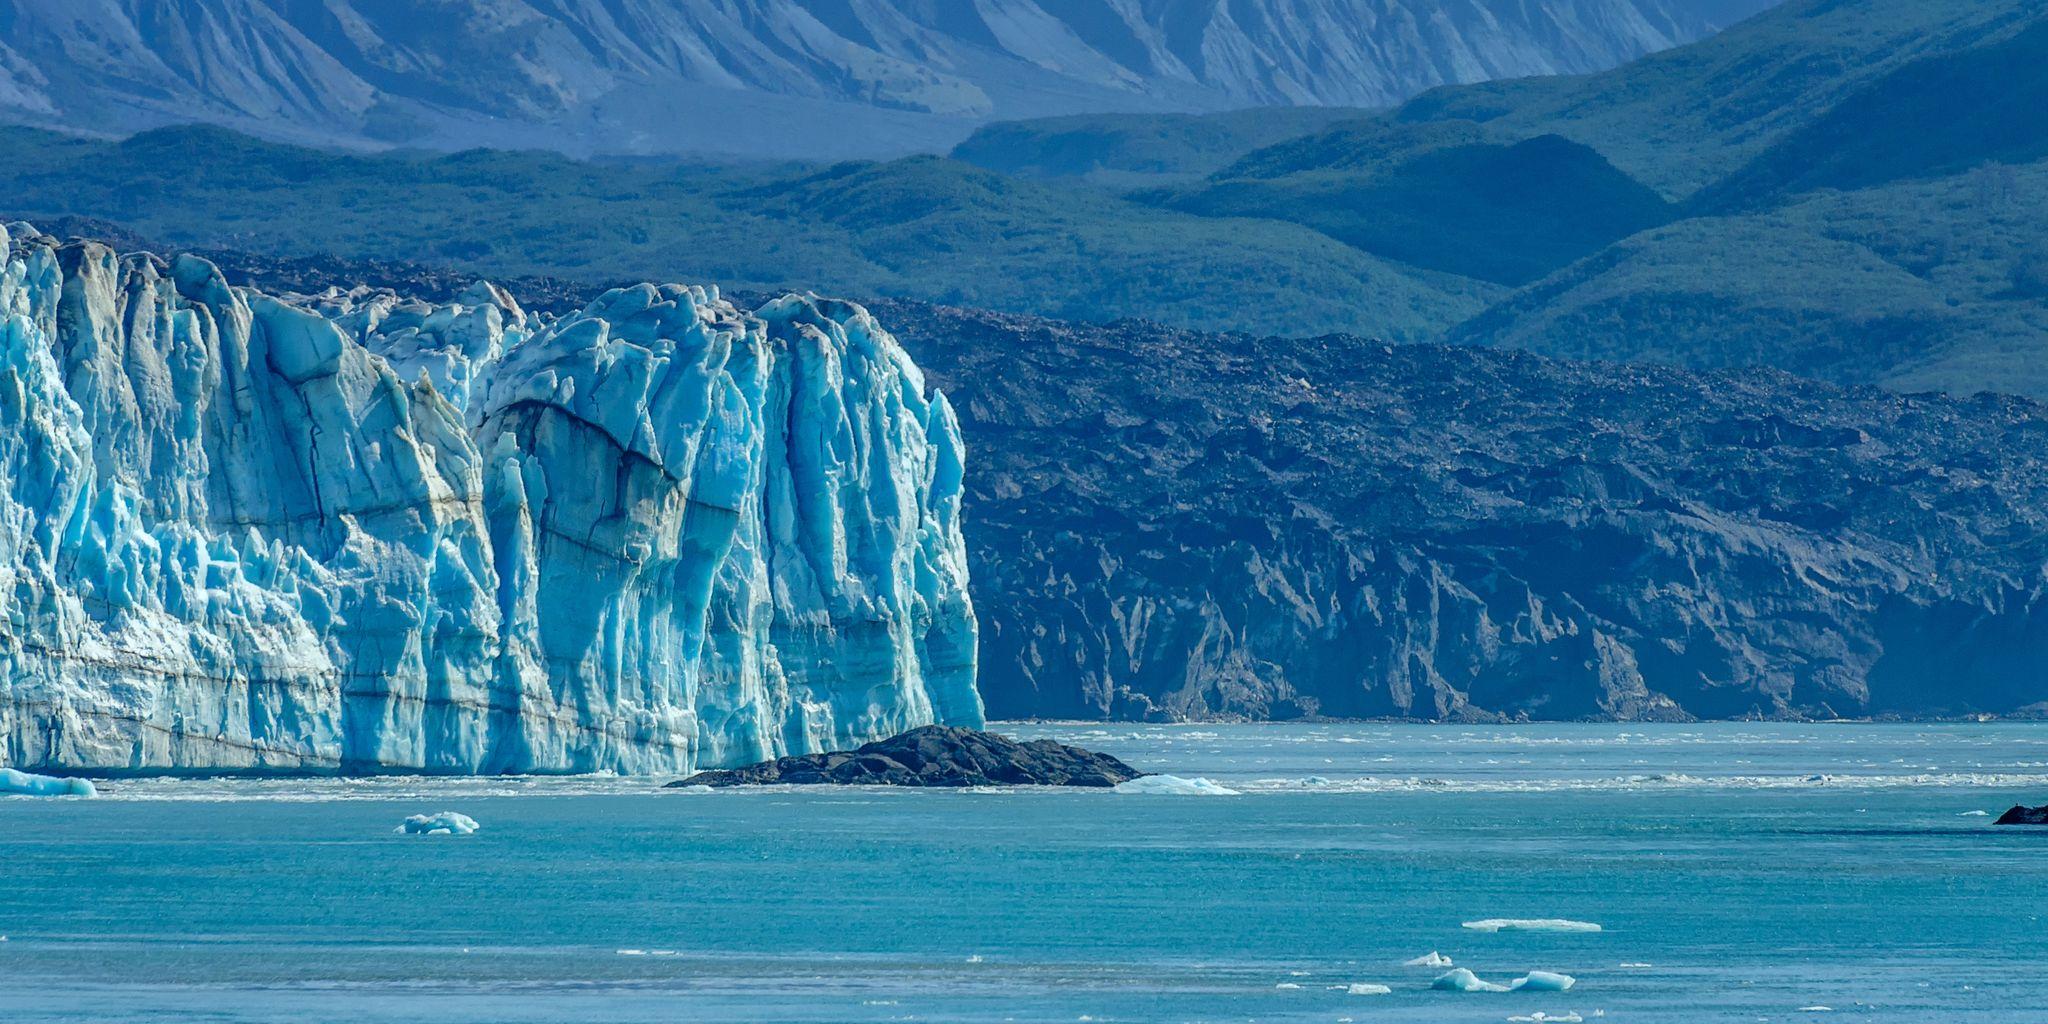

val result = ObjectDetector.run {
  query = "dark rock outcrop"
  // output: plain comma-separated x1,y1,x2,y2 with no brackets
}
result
669,726,1144,788
867,301,2048,724
1995,804,2048,825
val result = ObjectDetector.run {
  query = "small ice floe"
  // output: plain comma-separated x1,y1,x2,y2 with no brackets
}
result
397,811,480,835
1275,982,1302,990
1509,971,1576,992
671,784,714,793
0,768,97,798
1959,810,1991,817
1301,776,1332,786
1509,1013,1584,1023
1432,969,1575,993
1113,775,1240,796
1346,983,1393,995
1616,962,1655,969
1434,969,1512,993
1405,951,1454,967
1797,1007,1834,1013
617,949,647,956
1463,919,1602,934
966,954,984,963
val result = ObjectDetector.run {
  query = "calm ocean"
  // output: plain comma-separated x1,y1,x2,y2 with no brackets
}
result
4,722,2045,1023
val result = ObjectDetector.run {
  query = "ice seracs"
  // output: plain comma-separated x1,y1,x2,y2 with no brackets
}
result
0,225,981,775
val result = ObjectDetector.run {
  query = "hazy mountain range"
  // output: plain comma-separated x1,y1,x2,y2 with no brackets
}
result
0,0,1776,159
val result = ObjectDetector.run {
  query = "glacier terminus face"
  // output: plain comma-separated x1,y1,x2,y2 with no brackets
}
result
0,223,981,774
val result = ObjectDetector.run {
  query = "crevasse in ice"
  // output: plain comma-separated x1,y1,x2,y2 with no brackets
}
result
0,225,981,774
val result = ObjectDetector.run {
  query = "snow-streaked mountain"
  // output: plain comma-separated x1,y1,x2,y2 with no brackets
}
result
0,0,1780,159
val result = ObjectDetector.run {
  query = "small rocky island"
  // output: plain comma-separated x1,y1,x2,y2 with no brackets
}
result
1995,804,2048,825
670,726,1144,788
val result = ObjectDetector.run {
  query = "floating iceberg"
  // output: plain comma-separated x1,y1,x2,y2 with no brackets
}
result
1432,968,1511,993
1404,951,1453,967
1430,968,1575,993
398,811,480,835
1463,919,1603,933
1509,1014,1584,1022
1345,983,1392,995
1510,970,1576,992
0,767,96,797
1113,775,1240,796
0,226,981,774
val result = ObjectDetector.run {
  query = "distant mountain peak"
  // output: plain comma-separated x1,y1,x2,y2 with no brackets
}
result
0,0,1781,160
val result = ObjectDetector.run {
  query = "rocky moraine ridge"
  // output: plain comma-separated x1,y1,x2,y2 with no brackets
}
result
867,304,2048,723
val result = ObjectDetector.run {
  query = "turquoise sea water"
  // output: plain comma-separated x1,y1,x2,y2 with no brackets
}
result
4,723,2047,1023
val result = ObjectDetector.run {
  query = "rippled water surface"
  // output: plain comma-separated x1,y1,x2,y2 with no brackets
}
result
4,723,2046,1023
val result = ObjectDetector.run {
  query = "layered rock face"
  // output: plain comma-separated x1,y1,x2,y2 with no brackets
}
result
0,225,978,773
868,302,2048,722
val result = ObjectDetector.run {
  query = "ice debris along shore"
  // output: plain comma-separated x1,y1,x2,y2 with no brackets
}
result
1113,774,1240,796
398,811,480,835
0,225,980,774
0,767,96,797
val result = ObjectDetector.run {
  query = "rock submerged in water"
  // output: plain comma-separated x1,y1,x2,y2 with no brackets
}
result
668,726,1143,788
1994,804,2048,825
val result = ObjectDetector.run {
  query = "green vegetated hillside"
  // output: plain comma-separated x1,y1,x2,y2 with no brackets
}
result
1129,0,2048,399
1386,0,2046,197
1150,134,1674,285
0,125,1492,342
948,106,1373,185
1482,163,2048,392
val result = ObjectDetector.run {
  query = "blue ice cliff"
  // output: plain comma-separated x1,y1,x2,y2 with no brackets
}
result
0,225,980,774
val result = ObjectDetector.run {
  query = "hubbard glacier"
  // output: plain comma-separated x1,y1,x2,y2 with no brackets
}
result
0,223,981,775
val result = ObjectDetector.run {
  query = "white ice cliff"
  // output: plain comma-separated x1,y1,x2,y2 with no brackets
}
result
0,225,980,774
